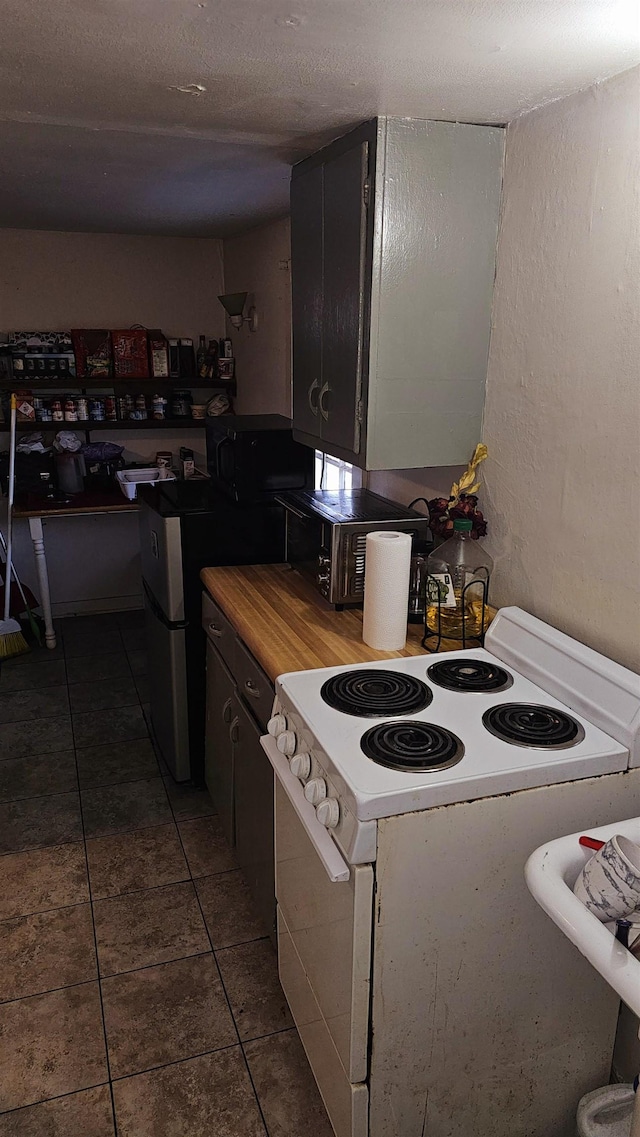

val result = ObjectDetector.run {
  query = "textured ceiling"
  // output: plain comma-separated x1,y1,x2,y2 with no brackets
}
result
1,0,638,236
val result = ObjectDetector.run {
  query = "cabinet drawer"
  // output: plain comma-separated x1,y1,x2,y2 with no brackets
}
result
201,592,237,673
234,638,275,731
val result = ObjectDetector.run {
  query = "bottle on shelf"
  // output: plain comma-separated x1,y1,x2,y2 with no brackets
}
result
204,339,219,380
197,335,207,377
179,447,195,478
426,519,493,640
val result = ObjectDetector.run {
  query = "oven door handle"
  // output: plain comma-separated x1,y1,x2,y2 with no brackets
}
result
274,496,309,521
260,735,350,883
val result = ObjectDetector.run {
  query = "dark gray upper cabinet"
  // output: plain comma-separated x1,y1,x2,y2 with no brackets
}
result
291,117,504,470
291,162,323,440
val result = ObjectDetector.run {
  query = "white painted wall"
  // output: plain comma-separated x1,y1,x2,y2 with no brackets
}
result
368,466,466,512
0,228,224,613
482,66,640,672
222,218,293,417
0,229,224,341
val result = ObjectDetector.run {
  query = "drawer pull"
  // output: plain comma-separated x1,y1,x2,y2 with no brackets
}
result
244,679,261,699
222,698,233,724
229,716,240,744
208,622,223,638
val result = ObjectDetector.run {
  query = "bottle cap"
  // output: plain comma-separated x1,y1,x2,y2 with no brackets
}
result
453,518,473,532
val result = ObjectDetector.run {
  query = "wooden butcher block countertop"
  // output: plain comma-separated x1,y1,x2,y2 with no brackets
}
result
201,562,491,682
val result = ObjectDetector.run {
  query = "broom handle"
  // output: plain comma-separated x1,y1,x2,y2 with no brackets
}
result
4,394,16,623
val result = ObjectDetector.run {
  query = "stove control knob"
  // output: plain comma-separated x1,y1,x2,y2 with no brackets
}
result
267,714,287,737
289,752,311,781
316,798,340,829
277,730,297,757
304,777,327,806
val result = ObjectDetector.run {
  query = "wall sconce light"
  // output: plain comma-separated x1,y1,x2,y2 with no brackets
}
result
217,292,258,332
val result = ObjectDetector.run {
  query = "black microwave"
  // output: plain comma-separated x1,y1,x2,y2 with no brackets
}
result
206,414,314,503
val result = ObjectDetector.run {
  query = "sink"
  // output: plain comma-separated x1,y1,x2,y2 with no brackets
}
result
525,815,640,1017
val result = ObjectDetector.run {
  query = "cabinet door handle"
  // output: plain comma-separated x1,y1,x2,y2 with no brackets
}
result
319,382,330,422
244,679,261,699
208,621,223,638
308,378,320,417
222,698,233,724
229,716,240,744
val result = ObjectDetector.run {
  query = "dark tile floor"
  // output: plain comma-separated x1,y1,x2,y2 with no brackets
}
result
0,612,334,1137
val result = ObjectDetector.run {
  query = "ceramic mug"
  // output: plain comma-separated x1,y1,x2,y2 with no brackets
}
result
573,834,640,921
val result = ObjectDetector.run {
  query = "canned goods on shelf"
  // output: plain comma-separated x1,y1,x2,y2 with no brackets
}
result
89,398,105,422
152,395,167,420
171,390,192,417
64,396,78,422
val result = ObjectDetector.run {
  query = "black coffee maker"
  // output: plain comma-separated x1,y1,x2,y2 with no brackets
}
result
0,450,56,498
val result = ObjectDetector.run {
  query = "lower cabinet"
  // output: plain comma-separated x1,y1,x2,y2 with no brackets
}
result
204,639,237,846
204,605,276,944
234,694,276,942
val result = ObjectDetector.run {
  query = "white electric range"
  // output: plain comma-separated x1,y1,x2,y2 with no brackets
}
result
261,607,640,1137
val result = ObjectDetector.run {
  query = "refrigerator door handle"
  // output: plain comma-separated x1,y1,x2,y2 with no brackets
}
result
142,578,189,631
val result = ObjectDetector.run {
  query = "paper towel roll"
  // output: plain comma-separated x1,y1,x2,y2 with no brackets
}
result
362,531,412,650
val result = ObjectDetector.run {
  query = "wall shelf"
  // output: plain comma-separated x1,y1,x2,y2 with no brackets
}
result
0,378,235,391
10,418,207,433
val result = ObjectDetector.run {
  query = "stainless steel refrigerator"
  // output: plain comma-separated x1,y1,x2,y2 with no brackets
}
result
138,480,285,783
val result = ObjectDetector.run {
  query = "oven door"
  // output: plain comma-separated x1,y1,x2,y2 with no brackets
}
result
280,499,326,590
262,736,373,1137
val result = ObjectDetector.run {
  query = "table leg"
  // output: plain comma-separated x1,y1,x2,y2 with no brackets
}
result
28,517,56,649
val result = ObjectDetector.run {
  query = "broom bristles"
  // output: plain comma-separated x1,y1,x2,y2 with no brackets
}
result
0,619,30,659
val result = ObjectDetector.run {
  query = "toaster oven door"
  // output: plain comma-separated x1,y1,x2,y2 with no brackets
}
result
283,503,326,587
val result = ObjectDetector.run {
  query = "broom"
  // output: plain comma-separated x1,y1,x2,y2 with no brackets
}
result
0,394,29,658
0,528,42,646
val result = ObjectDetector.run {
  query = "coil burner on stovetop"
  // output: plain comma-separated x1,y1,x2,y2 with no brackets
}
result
482,704,585,749
427,659,513,693
321,670,432,718
360,721,464,772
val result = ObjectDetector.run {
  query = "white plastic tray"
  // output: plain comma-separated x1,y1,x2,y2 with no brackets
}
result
116,468,176,501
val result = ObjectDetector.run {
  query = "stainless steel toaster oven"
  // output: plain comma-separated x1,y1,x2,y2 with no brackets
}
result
277,489,431,607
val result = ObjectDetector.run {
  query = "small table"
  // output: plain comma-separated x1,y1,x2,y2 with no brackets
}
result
13,488,138,650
